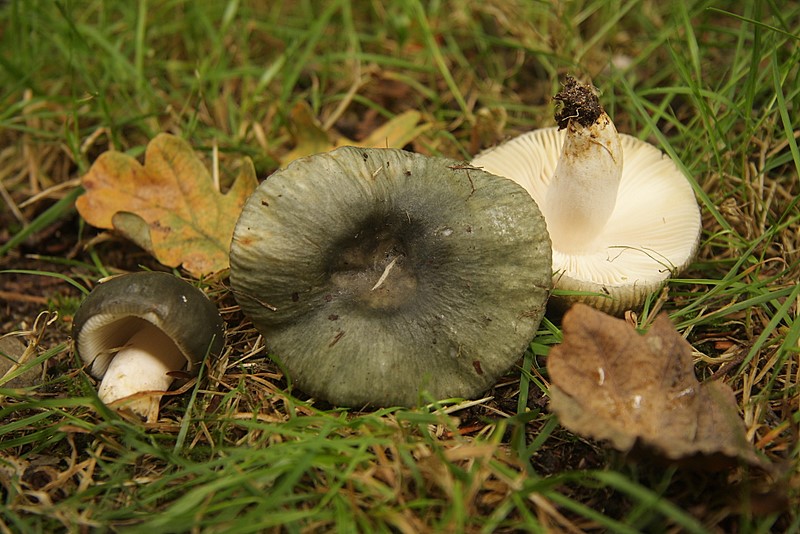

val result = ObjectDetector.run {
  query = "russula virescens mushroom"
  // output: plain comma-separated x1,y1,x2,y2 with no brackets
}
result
72,271,225,422
472,76,701,315
230,146,552,407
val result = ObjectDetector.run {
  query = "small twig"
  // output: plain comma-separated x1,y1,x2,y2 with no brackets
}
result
212,140,220,192
322,63,366,131
0,177,26,224
0,290,48,305
18,177,80,209
328,330,345,347
371,256,398,291
448,164,479,196
230,289,277,311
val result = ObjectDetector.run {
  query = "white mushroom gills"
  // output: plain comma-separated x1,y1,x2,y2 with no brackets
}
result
470,76,702,315
96,325,185,422
543,110,623,255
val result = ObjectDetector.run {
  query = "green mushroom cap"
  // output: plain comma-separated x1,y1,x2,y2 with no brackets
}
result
230,147,551,407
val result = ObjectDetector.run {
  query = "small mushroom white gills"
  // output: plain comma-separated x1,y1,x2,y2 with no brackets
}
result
230,146,552,407
72,271,225,422
473,76,702,315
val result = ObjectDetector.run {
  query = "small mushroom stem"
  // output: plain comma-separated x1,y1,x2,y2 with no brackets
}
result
543,79,623,254
96,325,185,422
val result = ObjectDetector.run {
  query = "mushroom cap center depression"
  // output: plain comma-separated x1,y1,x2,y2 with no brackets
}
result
328,213,420,311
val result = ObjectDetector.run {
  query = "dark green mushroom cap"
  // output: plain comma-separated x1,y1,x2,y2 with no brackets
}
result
230,147,552,407
72,271,225,378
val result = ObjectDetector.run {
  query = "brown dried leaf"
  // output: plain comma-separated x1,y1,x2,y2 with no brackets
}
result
279,101,432,167
547,304,765,468
76,134,257,278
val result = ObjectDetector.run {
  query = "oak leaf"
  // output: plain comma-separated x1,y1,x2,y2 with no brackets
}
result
76,134,257,277
279,101,432,167
547,304,764,469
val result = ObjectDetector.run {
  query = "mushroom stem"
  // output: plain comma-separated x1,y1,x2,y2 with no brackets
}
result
543,79,623,255
96,325,185,422
543,112,622,254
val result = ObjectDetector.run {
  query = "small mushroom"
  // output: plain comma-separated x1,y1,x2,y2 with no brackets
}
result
72,271,225,422
473,76,701,315
230,146,552,407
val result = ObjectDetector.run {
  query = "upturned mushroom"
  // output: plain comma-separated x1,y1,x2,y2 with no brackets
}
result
72,271,225,422
230,146,552,407
472,76,702,315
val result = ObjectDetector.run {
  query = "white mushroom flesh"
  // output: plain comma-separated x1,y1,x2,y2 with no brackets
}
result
95,324,185,422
